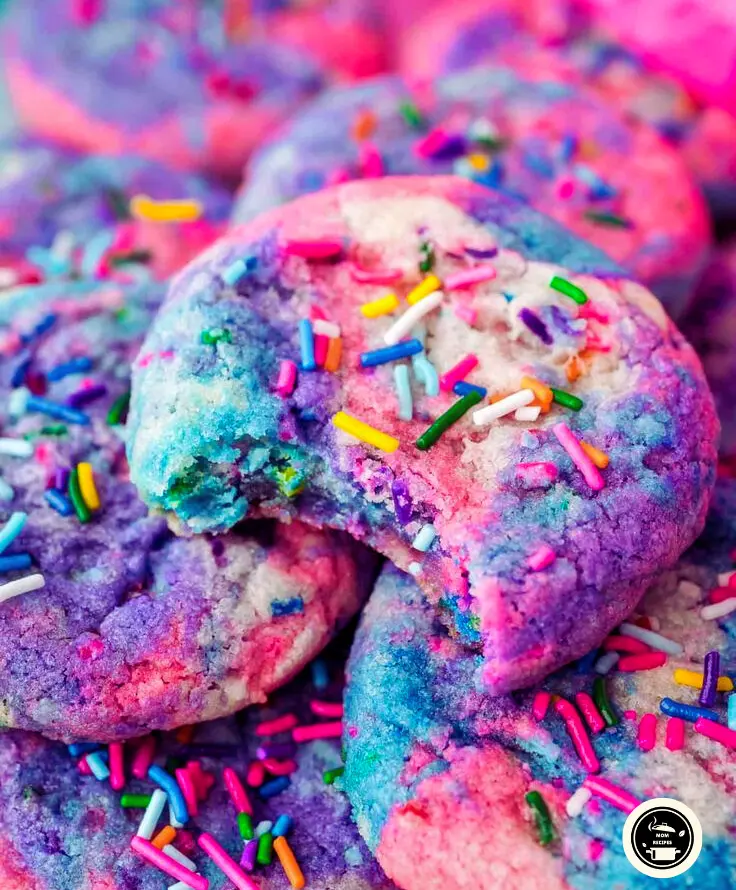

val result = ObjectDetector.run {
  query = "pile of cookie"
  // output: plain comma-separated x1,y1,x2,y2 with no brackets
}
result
0,1,735,888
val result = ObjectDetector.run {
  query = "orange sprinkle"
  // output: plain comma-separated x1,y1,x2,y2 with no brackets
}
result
176,725,194,744
490,391,512,404
467,153,489,171
580,440,609,469
352,109,376,141
151,825,176,850
565,355,585,382
324,337,342,373
520,376,553,412
274,836,305,889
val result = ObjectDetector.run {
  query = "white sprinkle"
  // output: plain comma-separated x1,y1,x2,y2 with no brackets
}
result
137,789,167,839
51,229,76,261
619,622,683,655
255,820,273,837
169,803,184,829
383,291,443,346
565,786,592,818
412,524,436,552
9,388,30,419
514,405,541,422
701,599,736,620
0,573,44,603
0,478,14,502
0,268,19,290
163,845,197,871
313,319,341,338
168,884,191,890
0,437,33,458
594,652,619,674
718,571,736,587
408,561,422,576
472,390,534,426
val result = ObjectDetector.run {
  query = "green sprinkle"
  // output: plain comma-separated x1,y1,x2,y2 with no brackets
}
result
121,793,153,808
68,468,91,524
323,766,345,785
269,465,307,498
32,424,67,437
237,811,254,840
550,388,583,411
107,391,130,426
416,390,482,451
256,831,274,866
593,677,618,727
525,790,555,846
419,242,435,273
110,249,153,267
584,210,632,229
399,101,425,129
550,275,588,305
201,327,232,345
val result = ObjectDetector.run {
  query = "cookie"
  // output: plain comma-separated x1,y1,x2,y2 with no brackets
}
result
398,0,736,220
0,649,395,890
0,136,231,282
0,276,375,742
0,0,385,180
343,480,736,890
233,69,712,315
128,176,717,692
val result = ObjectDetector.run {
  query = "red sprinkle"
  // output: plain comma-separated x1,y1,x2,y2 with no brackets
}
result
131,736,156,780
262,758,298,776
618,652,667,672
256,714,299,737
246,760,266,788
602,635,651,654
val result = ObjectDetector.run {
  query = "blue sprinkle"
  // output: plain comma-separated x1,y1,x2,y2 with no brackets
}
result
299,319,316,371
0,479,14,502
660,697,720,723
45,489,74,517
222,255,257,286
47,356,93,381
68,742,100,756
0,512,27,556
729,694,736,730
273,814,293,838
271,597,304,617
360,339,423,368
0,553,32,572
502,291,514,303
311,659,329,690
394,364,413,420
412,524,436,553
521,152,555,179
412,355,439,396
453,381,487,398
259,776,291,799
26,396,90,425
86,751,110,781
558,133,578,163
10,358,31,388
21,314,56,344
148,765,189,824
474,158,504,188
576,648,600,674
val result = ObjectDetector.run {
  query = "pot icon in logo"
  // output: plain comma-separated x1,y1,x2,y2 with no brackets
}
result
623,798,702,879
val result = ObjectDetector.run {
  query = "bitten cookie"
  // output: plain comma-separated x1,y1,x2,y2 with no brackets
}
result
0,649,395,890
0,136,231,282
129,177,717,692
233,68,711,315
0,277,375,743
344,480,736,889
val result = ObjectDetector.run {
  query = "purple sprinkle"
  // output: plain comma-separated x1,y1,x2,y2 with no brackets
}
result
519,308,553,345
699,650,720,707
391,479,413,525
465,246,498,259
256,741,297,761
67,383,108,408
241,839,258,871
550,304,578,336
55,467,70,492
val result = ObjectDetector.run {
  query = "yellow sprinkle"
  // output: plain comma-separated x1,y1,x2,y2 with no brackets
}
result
332,412,399,453
77,462,101,511
407,274,442,306
130,195,203,223
467,153,490,172
674,668,733,692
579,440,609,470
520,376,553,413
360,293,400,318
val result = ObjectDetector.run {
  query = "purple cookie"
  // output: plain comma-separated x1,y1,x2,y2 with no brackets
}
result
0,649,395,890
0,277,375,743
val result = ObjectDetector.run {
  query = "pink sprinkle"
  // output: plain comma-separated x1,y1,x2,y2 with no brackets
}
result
575,692,606,734
453,303,478,326
556,176,576,200
275,360,297,398
602,635,651,654
359,142,383,178
176,767,200,817
262,757,298,776
583,776,640,814
528,545,556,572
554,698,600,773
665,717,686,751
350,265,402,285
637,713,657,751
246,760,265,788
283,239,342,260
578,302,609,323
326,166,352,186
553,422,605,491
444,266,496,290
624,710,638,721
131,736,156,780
309,305,328,321
77,757,93,776
186,761,215,800
108,742,125,791
314,334,329,368
310,700,344,718
516,462,559,487
414,128,453,159
73,0,101,25
439,354,479,392
584,333,611,352
293,721,343,743
709,586,736,604
589,839,605,862
199,832,258,890
532,691,551,721
618,652,667,672
223,767,253,815
130,837,209,890
256,713,298,736
694,717,736,749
